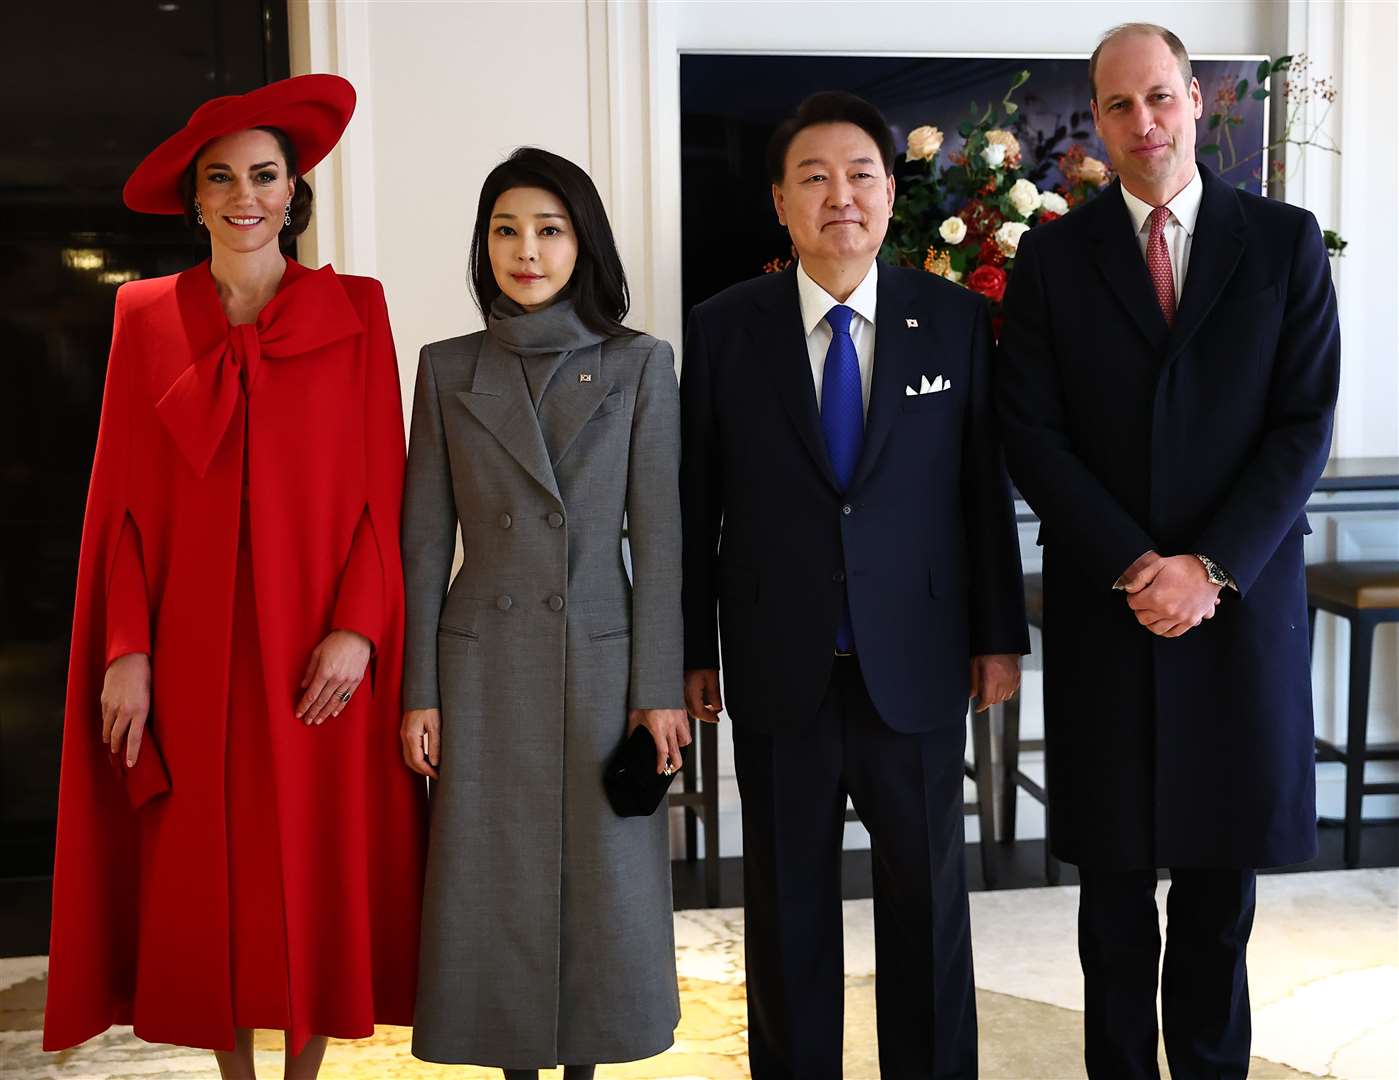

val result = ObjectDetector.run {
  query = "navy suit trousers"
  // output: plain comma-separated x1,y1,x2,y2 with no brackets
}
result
1078,867,1257,1080
732,656,976,1080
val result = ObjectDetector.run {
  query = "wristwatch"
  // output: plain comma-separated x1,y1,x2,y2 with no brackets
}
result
1193,553,1233,589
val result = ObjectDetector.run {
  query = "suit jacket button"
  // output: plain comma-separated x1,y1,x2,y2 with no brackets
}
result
496,595,513,611
498,512,512,529
548,595,565,612
842,503,853,515
833,570,846,583
547,512,564,528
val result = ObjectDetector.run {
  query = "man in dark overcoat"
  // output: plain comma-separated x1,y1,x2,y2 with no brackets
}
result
996,22,1341,1080
681,92,1028,1079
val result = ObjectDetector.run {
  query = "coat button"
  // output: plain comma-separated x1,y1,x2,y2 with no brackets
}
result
547,512,564,528
498,513,512,529
832,570,846,583
548,595,565,612
842,503,853,515
496,595,513,611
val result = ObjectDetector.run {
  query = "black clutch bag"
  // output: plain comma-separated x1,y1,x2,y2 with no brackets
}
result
603,726,683,817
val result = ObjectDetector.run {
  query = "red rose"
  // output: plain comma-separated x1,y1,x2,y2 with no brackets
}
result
977,237,1007,268
967,264,1008,304
1038,211,1060,223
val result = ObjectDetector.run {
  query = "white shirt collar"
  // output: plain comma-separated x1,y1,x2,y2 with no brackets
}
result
796,258,879,337
1120,167,1203,237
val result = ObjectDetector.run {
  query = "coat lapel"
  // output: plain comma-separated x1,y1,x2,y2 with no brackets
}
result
1088,180,1171,355
849,266,932,492
1165,167,1247,363
752,268,839,490
456,335,561,502
537,342,612,466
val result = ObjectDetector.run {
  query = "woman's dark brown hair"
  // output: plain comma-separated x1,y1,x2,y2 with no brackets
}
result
178,126,314,253
469,147,632,338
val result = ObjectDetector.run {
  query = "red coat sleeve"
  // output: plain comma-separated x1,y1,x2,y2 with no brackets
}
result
331,510,384,650
105,513,151,665
331,279,405,659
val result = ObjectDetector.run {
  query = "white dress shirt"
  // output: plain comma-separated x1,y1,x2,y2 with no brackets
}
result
796,259,877,418
1120,167,1203,305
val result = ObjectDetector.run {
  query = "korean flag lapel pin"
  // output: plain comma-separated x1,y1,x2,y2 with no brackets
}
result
906,317,919,328
579,371,593,383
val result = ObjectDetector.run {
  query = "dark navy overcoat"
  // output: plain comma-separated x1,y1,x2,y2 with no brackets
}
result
996,166,1340,870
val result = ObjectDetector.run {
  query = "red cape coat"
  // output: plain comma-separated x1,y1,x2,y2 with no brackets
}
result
43,259,428,1054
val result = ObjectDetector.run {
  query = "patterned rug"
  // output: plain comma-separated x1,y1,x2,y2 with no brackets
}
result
3,869,1394,1078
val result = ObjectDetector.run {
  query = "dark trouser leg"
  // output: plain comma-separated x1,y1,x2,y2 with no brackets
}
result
842,659,976,1079
1078,866,1163,1080
505,1067,593,1079
1161,868,1256,1080
732,681,848,1080
502,1072,537,1080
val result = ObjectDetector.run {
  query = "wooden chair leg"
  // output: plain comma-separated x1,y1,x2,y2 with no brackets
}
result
1000,693,1021,846
971,706,998,888
1344,617,1375,869
701,717,721,907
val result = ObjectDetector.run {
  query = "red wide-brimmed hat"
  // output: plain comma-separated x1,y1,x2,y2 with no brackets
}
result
123,73,356,214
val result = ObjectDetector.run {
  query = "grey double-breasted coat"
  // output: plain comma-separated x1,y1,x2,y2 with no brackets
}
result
402,302,683,1068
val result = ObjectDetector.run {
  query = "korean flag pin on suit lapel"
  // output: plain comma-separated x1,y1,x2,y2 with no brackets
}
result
906,318,919,328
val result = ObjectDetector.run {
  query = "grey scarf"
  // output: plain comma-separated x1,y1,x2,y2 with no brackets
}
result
488,295,609,410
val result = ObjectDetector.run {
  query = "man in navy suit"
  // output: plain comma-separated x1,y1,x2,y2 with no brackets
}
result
680,92,1029,1079
997,24,1340,1079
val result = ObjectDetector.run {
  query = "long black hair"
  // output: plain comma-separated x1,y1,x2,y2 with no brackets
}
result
469,147,632,337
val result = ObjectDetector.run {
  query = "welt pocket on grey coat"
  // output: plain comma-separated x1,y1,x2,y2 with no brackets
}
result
573,595,631,639
436,623,480,640
591,389,626,420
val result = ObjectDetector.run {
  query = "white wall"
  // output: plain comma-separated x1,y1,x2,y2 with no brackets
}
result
290,0,1398,855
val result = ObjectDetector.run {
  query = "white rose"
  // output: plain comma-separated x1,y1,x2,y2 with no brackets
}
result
938,216,968,245
995,220,1030,256
906,125,944,162
981,142,1007,168
1008,178,1041,218
1038,190,1069,216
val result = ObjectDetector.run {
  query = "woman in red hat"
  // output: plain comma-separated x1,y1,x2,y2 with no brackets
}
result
43,74,427,1079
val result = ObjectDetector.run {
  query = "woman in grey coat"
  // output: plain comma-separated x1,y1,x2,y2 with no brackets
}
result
399,148,689,1079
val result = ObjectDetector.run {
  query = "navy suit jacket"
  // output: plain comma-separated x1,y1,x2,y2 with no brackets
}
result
680,262,1028,735
996,167,1340,869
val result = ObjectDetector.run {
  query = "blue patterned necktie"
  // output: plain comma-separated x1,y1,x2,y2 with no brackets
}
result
821,304,863,652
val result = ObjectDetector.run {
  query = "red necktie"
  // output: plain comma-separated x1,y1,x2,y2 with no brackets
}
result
1148,205,1176,326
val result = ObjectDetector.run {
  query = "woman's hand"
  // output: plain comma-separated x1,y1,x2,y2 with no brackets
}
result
627,708,692,775
297,630,372,724
102,652,151,766
401,709,440,779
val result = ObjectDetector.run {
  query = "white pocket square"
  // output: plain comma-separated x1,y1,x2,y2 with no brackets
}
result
906,374,951,396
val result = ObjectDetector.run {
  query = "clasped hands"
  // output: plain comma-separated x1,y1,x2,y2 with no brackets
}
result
1118,552,1221,638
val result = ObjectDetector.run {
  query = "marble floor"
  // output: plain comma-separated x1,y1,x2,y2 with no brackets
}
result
3,869,1394,1079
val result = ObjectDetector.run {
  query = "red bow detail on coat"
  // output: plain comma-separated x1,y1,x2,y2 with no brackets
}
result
157,261,364,477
